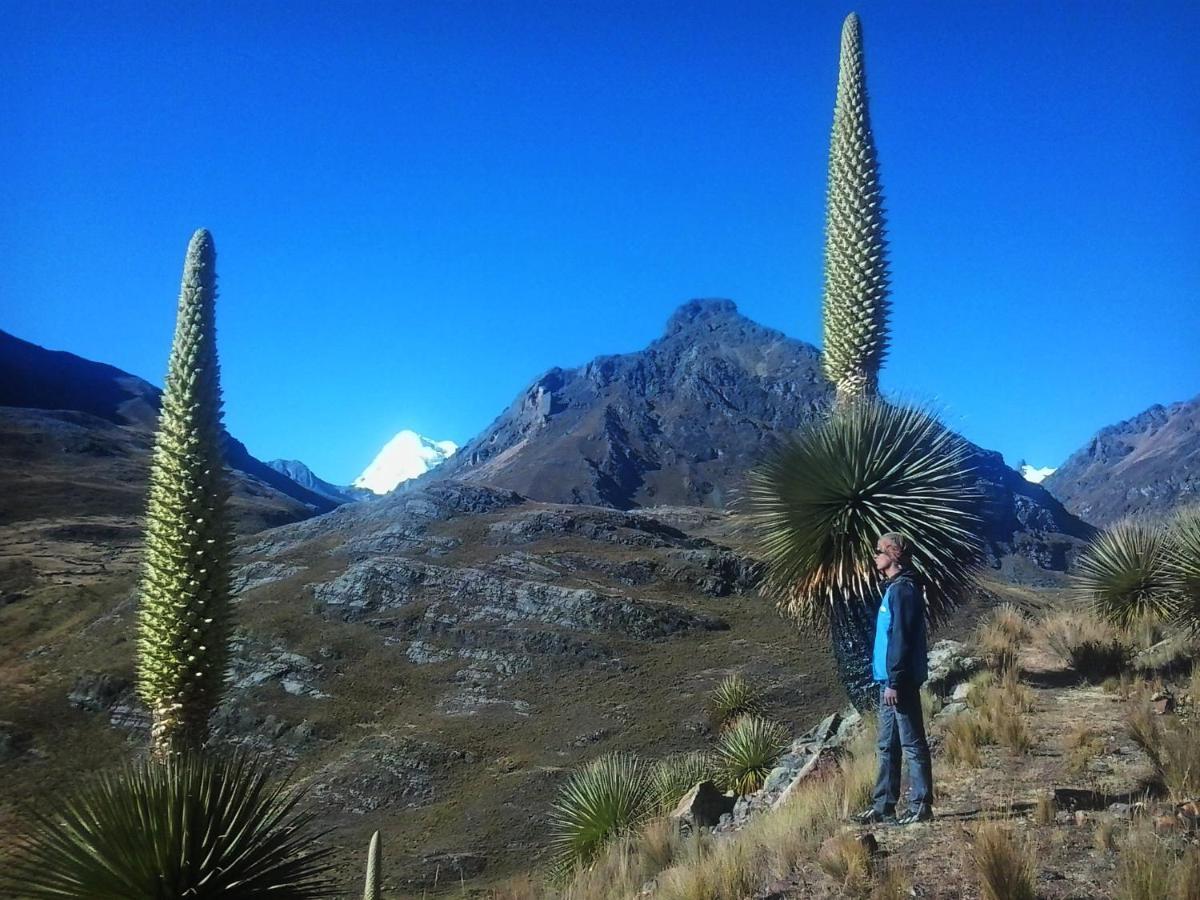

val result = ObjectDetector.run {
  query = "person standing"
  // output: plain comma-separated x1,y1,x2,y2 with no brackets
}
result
850,532,934,826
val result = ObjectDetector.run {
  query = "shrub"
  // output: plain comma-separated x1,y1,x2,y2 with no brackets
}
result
714,716,789,796
548,752,655,878
1126,700,1200,799
972,822,1036,900
1116,828,1178,900
2,751,335,899
651,751,720,814
707,674,765,732
1164,506,1200,635
1040,610,1133,682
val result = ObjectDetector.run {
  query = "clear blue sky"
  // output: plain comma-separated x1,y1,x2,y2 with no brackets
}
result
3,1,1197,484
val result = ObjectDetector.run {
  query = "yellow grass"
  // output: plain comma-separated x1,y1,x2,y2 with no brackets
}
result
972,821,1036,900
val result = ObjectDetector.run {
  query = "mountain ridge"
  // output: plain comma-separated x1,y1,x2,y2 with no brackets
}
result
1043,394,1199,526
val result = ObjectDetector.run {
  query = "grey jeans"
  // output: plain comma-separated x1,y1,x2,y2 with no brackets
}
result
871,682,933,814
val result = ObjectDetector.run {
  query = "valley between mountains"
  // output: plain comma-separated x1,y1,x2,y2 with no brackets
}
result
0,300,1196,894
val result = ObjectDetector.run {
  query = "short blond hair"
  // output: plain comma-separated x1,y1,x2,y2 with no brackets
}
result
878,532,911,562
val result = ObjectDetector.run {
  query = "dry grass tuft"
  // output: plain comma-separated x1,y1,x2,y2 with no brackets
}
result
489,872,544,900
1116,827,1178,900
817,832,872,893
973,603,1029,674
1034,793,1056,825
972,821,1036,900
654,721,879,900
1039,610,1133,683
965,670,997,708
869,862,914,900
1174,847,1200,900
942,713,985,768
1093,818,1118,853
1127,699,1200,799
1063,724,1105,778
636,817,684,873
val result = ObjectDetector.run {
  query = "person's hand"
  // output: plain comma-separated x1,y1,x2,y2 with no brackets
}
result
883,687,898,707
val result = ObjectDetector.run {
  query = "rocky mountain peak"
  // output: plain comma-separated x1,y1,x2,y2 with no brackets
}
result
662,298,745,337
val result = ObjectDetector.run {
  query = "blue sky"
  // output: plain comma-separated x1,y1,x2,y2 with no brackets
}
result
3,0,1197,484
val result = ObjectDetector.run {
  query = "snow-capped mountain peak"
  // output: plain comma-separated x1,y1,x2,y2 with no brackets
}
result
353,430,457,495
1020,464,1056,484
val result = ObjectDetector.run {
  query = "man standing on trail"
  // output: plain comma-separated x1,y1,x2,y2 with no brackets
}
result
850,532,934,826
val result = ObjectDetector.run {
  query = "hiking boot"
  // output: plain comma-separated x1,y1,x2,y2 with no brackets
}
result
895,805,933,825
850,807,897,826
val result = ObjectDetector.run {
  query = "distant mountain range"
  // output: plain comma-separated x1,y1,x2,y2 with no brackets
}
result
0,329,338,531
1043,395,1199,526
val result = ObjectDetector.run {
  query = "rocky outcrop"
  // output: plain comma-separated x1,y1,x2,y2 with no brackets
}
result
406,301,1095,575
1043,395,1200,526
420,299,830,511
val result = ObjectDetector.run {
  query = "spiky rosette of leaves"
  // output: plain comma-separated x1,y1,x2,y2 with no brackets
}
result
821,12,891,406
650,751,720,814
714,715,789,796
1164,506,1200,634
547,752,655,879
746,399,983,629
2,751,336,899
1072,518,1178,629
707,673,766,732
136,228,235,757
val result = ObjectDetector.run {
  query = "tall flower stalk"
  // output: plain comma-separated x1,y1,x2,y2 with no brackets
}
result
821,12,890,407
136,229,235,757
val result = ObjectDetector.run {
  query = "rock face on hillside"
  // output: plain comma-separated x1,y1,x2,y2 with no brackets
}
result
11,475,845,893
1042,396,1200,527
426,299,830,510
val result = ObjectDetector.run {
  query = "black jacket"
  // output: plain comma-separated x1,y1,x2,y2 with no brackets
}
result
876,571,928,690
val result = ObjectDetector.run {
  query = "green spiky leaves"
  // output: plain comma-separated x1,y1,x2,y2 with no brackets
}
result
747,399,983,629
3,751,336,899
136,228,235,756
714,715,788,796
547,752,655,879
1074,506,1200,635
1071,518,1177,628
822,12,891,406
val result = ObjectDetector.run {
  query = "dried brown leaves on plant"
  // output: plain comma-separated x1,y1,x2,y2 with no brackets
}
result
972,822,1036,900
